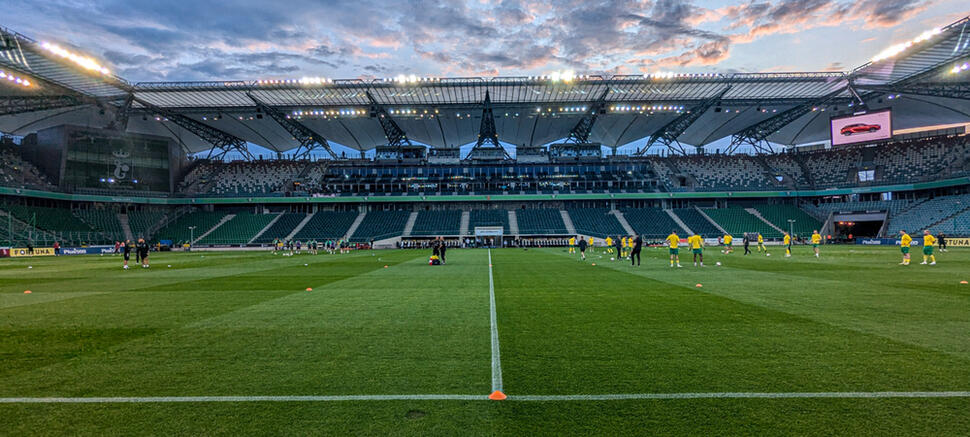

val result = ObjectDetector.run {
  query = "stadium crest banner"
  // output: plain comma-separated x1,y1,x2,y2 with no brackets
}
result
946,238,970,247
0,248,8,258
10,247,56,257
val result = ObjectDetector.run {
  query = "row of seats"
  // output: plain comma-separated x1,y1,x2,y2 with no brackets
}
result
753,205,823,236
801,199,919,221
74,209,125,241
198,213,278,245
672,208,722,237
0,204,105,244
886,194,970,235
668,155,775,191
253,213,306,243
174,135,970,196
469,209,509,233
155,211,228,244
621,208,680,238
935,208,970,235
0,147,55,190
127,211,168,239
703,207,782,238
293,211,358,240
516,209,567,235
350,210,409,242
411,210,462,236
568,208,625,238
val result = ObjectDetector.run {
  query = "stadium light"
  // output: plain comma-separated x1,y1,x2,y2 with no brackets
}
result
544,70,584,83
40,42,111,75
386,75,439,84
0,70,33,87
870,27,942,63
951,62,969,74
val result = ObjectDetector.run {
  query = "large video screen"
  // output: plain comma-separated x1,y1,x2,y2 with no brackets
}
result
62,129,172,192
830,110,892,146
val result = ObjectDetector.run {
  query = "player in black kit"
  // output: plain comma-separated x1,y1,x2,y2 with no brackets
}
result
630,235,642,266
122,240,133,269
137,238,150,268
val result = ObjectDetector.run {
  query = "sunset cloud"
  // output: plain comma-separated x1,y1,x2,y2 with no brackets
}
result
0,0,949,81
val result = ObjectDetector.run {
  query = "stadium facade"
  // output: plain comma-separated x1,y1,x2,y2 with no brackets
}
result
1,17,970,250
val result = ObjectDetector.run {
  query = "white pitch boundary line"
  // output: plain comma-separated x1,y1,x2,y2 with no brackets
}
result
487,248,503,393
508,391,970,401
0,394,486,403
3,392,969,403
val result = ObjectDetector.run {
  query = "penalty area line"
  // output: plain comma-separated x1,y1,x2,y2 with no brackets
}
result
2,392,969,403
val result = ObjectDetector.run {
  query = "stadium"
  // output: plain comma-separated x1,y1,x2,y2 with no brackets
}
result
1,5,970,435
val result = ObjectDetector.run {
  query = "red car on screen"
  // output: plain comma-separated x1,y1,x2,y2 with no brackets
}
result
840,123,881,136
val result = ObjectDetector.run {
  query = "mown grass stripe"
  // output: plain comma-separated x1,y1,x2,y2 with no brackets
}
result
3,391,969,403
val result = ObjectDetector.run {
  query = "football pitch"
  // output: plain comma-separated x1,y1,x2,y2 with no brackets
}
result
1,245,969,435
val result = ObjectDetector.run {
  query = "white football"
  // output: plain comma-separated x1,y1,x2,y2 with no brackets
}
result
716,262,722,266
168,265,172,268
766,253,771,257
610,257,615,261
28,266,32,269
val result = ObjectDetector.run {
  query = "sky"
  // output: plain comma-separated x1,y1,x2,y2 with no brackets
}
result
5,0,968,83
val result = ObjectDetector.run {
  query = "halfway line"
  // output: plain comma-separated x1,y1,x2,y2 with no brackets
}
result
487,249,503,393
3,392,969,403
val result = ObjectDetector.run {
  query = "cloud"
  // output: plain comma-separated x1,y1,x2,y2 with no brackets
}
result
0,0,946,81
708,0,933,44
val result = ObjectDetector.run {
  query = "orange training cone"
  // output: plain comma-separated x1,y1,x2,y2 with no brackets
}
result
306,287,312,291
24,290,32,294
384,265,388,268
591,263,596,266
488,390,507,401
961,281,968,284
696,283,703,288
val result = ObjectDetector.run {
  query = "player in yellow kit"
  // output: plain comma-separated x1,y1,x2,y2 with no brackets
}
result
621,236,629,258
899,230,912,265
588,236,595,253
722,234,733,254
568,236,576,253
605,236,614,254
811,230,822,258
666,230,682,268
783,232,792,257
688,233,704,266
921,230,937,265
757,233,767,254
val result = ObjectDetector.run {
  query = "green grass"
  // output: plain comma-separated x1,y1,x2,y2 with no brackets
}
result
1,246,969,435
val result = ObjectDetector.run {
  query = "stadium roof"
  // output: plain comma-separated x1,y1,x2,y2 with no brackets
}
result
1,16,969,156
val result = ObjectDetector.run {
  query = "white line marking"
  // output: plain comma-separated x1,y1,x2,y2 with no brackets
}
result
487,248,503,392
2,392,968,403
0,394,487,403
509,391,970,401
